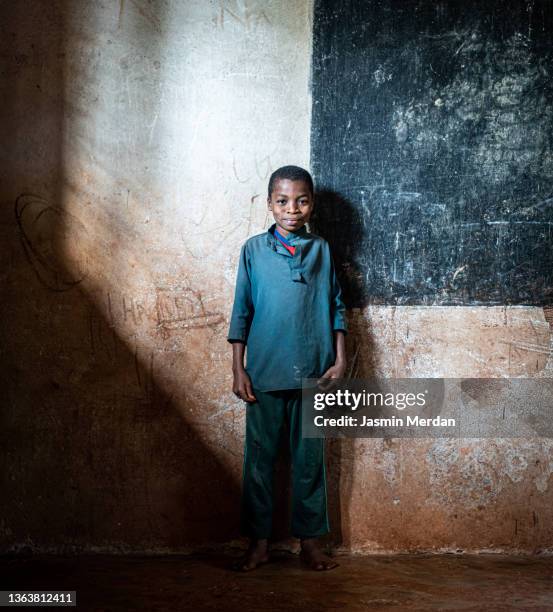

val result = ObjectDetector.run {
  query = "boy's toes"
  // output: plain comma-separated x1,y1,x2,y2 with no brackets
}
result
300,548,339,571
321,559,339,571
314,558,338,571
231,558,254,572
231,558,249,571
231,553,269,572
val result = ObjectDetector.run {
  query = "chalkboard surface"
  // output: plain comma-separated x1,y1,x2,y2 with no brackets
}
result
310,0,553,306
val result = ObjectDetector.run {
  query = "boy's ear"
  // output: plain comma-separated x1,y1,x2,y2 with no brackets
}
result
267,197,272,210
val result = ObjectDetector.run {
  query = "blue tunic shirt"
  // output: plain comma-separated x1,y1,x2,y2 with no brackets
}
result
227,223,347,392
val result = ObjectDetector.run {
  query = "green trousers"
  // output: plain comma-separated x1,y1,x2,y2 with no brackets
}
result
240,387,330,539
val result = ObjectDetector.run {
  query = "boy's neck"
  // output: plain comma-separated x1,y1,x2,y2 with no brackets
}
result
273,223,306,238
274,225,291,239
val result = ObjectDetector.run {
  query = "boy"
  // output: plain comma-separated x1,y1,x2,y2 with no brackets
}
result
227,165,347,571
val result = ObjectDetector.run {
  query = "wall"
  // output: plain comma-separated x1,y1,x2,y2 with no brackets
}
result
1,0,552,554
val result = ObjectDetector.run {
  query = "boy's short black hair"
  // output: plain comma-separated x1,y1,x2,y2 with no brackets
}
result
268,165,314,198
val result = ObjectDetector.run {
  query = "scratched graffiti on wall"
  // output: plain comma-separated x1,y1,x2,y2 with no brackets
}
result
15,194,89,292
104,288,225,337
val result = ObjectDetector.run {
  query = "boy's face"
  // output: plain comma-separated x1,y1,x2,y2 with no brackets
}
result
267,179,314,236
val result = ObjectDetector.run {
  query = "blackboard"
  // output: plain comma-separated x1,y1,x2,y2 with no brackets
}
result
310,0,553,306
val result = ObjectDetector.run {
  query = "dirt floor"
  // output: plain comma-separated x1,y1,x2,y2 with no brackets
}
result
2,551,553,611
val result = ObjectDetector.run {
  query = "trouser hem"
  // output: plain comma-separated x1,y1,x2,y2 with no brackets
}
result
239,527,272,540
292,529,331,540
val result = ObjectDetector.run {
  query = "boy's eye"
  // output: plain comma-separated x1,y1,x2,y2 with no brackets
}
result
277,200,286,204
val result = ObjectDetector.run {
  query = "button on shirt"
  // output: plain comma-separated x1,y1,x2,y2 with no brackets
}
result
227,223,347,392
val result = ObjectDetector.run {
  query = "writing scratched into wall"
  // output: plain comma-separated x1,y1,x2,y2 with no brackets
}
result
104,288,225,338
15,194,89,292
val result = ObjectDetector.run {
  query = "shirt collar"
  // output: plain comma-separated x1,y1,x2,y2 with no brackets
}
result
267,223,308,247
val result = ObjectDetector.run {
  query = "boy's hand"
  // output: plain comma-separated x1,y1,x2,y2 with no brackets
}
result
233,367,257,403
317,361,346,391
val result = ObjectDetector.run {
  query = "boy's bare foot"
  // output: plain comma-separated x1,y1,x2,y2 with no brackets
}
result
231,538,270,572
300,538,339,571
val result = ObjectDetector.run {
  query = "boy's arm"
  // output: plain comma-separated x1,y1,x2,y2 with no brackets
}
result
231,341,256,402
318,245,348,388
318,330,347,389
227,243,254,344
228,243,256,402
334,329,346,369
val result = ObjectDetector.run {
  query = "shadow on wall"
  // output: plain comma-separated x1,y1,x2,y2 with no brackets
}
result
312,189,367,308
0,0,239,553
